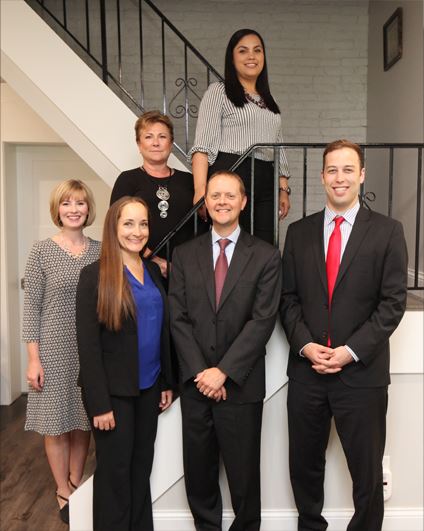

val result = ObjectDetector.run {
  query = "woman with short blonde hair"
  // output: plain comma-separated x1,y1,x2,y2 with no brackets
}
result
23,178,100,524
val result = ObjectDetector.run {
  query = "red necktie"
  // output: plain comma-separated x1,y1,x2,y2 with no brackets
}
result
215,239,231,307
326,216,344,345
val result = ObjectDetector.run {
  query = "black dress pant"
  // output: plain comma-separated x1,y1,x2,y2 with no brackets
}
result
90,380,161,531
209,152,276,245
287,376,388,531
181,394,263,531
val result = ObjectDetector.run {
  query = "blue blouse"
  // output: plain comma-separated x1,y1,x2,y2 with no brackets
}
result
125,266,163,389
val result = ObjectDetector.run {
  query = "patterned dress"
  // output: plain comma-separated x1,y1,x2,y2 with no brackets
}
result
23,238,101,436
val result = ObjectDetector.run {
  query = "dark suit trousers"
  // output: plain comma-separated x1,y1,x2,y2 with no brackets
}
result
90,380,160,531
287,376,388,531
181,393,263,531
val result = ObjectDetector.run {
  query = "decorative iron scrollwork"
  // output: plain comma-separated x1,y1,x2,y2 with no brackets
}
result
169,77,201,119
361,191,376,210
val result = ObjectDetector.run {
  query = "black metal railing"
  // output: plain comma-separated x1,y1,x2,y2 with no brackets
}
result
26,0,223,158
152,143,423,291
24,3,423,290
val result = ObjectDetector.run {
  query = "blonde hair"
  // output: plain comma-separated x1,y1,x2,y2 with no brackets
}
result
135,111,174,143
206,170,246,196
49,179,96,228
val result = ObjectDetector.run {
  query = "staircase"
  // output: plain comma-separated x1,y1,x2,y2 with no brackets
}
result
1,2,423,530
25,0,223,159
1,3,290,528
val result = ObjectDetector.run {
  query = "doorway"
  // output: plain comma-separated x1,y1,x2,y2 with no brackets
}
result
5,144,110,398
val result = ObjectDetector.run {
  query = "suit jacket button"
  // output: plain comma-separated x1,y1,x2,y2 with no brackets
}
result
212,319,216,325
324,303,328,310
211,346,215,351
322,331,328,339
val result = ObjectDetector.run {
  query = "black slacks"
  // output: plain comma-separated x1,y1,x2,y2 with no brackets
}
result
180,393,263,531
90,380,161,531
209,152,276,245
287,376,388,531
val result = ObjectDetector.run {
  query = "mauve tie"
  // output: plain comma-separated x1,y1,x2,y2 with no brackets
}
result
215,239,231,307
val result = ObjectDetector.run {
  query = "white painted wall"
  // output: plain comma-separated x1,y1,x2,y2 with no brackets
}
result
26,0,369,223
367,0,424,281
70,313,423,530
0,83,62,404
68,0,369,221
0,0,187,184
0,83,111,402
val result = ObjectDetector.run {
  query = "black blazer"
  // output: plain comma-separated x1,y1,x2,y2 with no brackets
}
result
76,260,174,417
280,206,408,388
168,230,282,403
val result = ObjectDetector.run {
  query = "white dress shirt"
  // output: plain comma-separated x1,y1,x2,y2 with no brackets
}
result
301,201,361,362
211,226,241,268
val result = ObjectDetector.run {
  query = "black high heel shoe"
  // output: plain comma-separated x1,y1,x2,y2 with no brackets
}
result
56,492,69,524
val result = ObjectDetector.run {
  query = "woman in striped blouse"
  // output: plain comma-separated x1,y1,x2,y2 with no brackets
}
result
189,28,291,244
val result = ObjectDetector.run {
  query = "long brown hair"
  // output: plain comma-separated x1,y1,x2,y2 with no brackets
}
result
97,196,149,331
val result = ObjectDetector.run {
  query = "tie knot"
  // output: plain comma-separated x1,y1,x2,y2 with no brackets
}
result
218,239,231,252
334,216,344,228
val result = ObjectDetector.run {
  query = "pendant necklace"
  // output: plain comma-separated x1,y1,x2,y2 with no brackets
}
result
58,234,88,258
245,92,267,109
141,166,172,218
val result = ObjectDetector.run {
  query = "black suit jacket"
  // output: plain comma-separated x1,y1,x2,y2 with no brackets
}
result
76,260,174,417
168,230,282,403
280,206,408,388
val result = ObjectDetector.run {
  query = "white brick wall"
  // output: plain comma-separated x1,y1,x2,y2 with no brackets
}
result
35,0,369,222
152,0,369,221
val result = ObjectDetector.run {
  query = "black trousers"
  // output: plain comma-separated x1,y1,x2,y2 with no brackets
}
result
181,394,263,531
90,380,161,531
287,377,388,531
209,152,276,245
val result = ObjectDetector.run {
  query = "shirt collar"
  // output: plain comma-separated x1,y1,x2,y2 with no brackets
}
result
324,201,360,227
211,225,241,245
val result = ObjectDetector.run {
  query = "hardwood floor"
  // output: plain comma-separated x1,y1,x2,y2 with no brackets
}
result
0,396,95,531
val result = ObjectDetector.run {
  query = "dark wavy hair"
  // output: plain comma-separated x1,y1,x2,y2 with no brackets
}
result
224,28,280,114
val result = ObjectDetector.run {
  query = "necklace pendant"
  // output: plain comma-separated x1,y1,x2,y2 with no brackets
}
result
158,198,169,218
156,186,170,201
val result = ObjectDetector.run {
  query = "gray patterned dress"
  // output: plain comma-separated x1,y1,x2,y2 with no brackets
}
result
23,238,101,436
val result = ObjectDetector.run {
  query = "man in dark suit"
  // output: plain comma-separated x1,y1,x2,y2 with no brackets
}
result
169,170,282,531
280,139,408,531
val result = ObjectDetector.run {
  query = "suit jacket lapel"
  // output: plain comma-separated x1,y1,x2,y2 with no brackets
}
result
311,211,328,295
334,206,371,293
218,231,253,310
196,232,216,311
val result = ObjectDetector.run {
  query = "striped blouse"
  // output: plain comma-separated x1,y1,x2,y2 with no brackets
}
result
188,82,290,177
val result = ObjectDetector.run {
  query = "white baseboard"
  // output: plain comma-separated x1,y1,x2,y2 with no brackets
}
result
152,508,424,531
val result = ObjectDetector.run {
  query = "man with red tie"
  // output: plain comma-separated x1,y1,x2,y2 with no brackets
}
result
169,171,281,531
280,139,408,531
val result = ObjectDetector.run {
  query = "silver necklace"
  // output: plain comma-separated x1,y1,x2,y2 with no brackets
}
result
141,166,172,218
245,92,267,109
58,234,87,258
